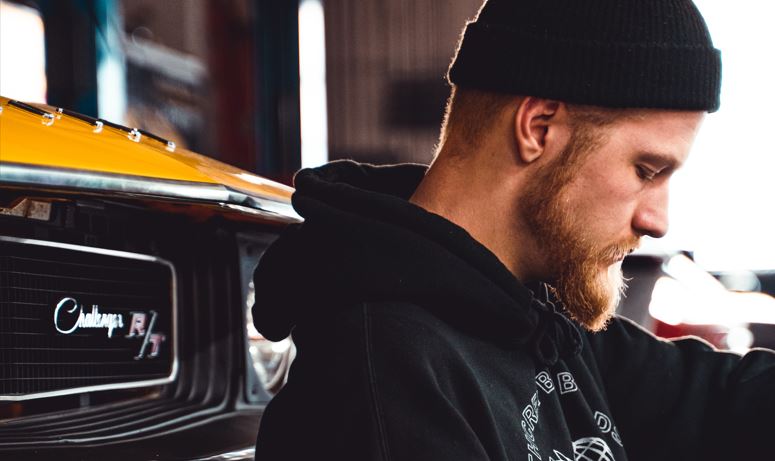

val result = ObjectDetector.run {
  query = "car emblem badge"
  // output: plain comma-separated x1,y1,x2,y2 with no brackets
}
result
53,297,166,359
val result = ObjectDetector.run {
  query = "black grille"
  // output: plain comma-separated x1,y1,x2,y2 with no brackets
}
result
0,237,175,399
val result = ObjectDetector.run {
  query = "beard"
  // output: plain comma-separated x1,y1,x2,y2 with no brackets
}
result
521,126,639,332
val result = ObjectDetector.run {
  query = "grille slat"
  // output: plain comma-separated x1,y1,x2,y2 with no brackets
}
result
0,397,165,429
1,401,216,442
5,268,160,284
5,286,164,299
0,348,127,351
0,374,167,381
10,362,158,366
4,254,152,275
0,238,176,399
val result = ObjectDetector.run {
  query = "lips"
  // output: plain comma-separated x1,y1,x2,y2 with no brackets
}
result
602,246,636,266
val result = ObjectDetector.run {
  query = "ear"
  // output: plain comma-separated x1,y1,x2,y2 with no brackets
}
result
514,97,564,164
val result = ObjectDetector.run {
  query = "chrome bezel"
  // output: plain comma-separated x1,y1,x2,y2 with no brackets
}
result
0,235,179,401
0,162,301,223
193,447,256,461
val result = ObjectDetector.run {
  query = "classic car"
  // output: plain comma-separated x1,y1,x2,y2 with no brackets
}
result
0,96,298,460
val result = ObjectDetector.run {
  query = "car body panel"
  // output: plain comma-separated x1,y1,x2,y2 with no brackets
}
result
0,95,297,459
0,97,298,223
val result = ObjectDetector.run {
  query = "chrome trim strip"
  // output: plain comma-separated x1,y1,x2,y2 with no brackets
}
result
0,235,179,401
8,100,53,119
0,162,301,223
0,162,229,200
191,447,255,461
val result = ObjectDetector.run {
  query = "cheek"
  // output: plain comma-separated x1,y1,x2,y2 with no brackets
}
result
566,171,637,231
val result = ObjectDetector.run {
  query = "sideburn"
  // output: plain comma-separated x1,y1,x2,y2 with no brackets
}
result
520,123,621,331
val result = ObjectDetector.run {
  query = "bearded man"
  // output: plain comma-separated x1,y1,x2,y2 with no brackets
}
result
252,0,775,460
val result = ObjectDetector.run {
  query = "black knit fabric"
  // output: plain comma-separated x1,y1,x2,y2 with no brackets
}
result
253,161,775,460
448,0,722,112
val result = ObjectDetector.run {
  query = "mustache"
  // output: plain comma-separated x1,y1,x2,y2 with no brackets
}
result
599,236,641,264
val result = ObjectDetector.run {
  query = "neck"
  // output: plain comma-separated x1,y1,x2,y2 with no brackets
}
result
410,147,540,282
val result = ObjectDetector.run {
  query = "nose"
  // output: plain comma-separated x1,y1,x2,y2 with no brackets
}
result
632,186,669,239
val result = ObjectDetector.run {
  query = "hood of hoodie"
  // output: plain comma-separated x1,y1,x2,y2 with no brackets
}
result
252,160,581,363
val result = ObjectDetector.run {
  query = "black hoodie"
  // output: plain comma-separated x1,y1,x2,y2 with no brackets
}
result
253,160,775,461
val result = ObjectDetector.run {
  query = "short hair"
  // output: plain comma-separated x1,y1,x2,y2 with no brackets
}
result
437,86,518,153
438,85,634,154
566,104,638,129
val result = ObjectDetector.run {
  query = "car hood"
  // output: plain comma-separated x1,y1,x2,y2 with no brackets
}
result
0,97,297,221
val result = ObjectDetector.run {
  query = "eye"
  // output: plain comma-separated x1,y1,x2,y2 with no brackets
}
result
636,165,658,181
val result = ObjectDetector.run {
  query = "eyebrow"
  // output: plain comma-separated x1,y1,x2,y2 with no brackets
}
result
636,151,682,172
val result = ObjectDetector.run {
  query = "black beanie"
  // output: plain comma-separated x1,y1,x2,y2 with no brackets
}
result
448,0,722,112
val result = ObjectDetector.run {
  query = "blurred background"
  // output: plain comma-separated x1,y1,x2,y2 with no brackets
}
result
0,0,484,182
1,0,775,350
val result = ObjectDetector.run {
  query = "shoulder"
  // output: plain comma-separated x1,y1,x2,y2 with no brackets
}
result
289,301,461,366
296,301,458,340
360,301,485,363
293,300,482,382
363,302,458,340
297,301,464,359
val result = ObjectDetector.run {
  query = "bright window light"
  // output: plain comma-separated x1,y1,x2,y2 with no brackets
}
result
0,1,47,103
298,0,329,169
96,0,127,123
650,255,775,327
663,1,775,271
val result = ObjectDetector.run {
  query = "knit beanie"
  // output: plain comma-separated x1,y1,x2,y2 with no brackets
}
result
448,0,721,112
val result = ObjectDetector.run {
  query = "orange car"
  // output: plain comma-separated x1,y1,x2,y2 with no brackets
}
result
0,97,297,460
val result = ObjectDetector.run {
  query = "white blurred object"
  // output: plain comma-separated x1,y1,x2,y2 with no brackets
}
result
651,254,775,327
0,1,47,103
245,280,295,393
725,326,754,354
718,271,761,292
298,0,329,169
664,0,775,271
649,254,775,353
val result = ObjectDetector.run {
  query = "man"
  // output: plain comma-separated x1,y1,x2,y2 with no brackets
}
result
253,0,773,459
